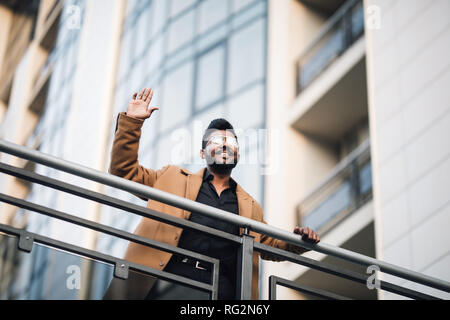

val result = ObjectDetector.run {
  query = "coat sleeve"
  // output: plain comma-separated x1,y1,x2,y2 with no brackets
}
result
109,112,170,192
252,201,308,261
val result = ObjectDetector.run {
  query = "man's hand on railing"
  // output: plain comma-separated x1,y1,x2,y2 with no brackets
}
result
290,227,320,254
126,87,159,121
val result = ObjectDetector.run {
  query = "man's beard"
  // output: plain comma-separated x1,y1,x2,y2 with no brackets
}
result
208,161,237,174
204,148,238,174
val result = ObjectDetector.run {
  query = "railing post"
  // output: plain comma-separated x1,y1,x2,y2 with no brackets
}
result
268,276,277,300
237,227,254,300
350,159,361,209
342,4,353,48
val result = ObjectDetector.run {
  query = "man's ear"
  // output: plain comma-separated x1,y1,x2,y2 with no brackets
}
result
200,149,205,159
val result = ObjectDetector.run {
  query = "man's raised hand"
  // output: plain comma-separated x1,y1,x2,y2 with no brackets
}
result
126,88,159,120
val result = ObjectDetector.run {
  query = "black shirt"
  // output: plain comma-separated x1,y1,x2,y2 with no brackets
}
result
167,168,240,298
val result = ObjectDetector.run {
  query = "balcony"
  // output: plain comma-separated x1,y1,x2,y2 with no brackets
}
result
296,0,364,94
297,0,347,16
297,139,372,236
290,0,367,148
27,59,54,116
0,0,39,104
0,139,448,300
36,0,63,52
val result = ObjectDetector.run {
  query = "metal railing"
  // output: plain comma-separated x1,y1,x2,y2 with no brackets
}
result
0,139,449,300
296,0,364,94
298,139,372,236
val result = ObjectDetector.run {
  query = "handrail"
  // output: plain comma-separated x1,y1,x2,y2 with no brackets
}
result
1,138,450,294
254,242,439,300
0,161,242,245
0,159,439,300
0,223,216,296
269,275,353,300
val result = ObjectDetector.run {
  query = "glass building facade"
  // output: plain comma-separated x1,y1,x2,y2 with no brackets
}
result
0,0,87,299
0,0,269,300
93,0,269,299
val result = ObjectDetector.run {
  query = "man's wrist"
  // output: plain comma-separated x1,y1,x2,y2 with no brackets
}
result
124,112,145,122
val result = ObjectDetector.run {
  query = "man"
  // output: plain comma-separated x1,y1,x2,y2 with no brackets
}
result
103,88,320,300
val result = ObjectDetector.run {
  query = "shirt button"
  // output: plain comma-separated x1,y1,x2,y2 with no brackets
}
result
159,262,164,267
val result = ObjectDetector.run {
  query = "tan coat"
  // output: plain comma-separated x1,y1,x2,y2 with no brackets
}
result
106,113,301,300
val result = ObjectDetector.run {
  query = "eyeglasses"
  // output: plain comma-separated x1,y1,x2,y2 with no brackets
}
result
207,135,239,149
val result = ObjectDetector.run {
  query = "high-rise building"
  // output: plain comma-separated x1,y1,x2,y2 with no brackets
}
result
262,0,449,300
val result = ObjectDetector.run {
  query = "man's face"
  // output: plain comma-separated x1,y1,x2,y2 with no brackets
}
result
201,130,240,173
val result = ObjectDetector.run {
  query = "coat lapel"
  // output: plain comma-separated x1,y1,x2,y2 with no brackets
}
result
180,167,205,219
236,184,254,235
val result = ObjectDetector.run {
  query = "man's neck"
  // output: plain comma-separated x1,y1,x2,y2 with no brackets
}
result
207,167,231,188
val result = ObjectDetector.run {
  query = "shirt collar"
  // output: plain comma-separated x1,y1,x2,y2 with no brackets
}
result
203,168,237,191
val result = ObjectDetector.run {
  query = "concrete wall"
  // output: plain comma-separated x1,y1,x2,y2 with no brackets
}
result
57,0,124,247
365,0,450,299
262,0,337,299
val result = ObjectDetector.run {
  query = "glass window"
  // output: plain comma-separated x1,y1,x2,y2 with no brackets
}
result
57,9,72,47
227,18,265,94
138,140,156,172
134,11,149,58
147,82,163,109
160,61,194,133
183,162,204,173
231,148,262,203
155,128,186,168
151,0,168,38
198,0,229,35
232,0,256,13
139,100,159,154
170,0,196,18
165,44,194,71
226,83,264,130
167,9,195,54
120,29,135,75
196,23,227,52
195,45,225,111
48,60,64,102
231,0,266,30
129,59,146,97
137,57,147,87
63,41,76,82
141,1,154,42
191,102,225,155
113,85,127,115
119,72,135,108
146,35,165,74
126,0,140,16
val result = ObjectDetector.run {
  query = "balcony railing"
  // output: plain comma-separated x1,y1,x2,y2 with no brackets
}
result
298,139,372,236
0,139,449,300
296,0,364,94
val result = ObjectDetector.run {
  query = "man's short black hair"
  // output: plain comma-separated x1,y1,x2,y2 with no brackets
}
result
202,118,238,150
